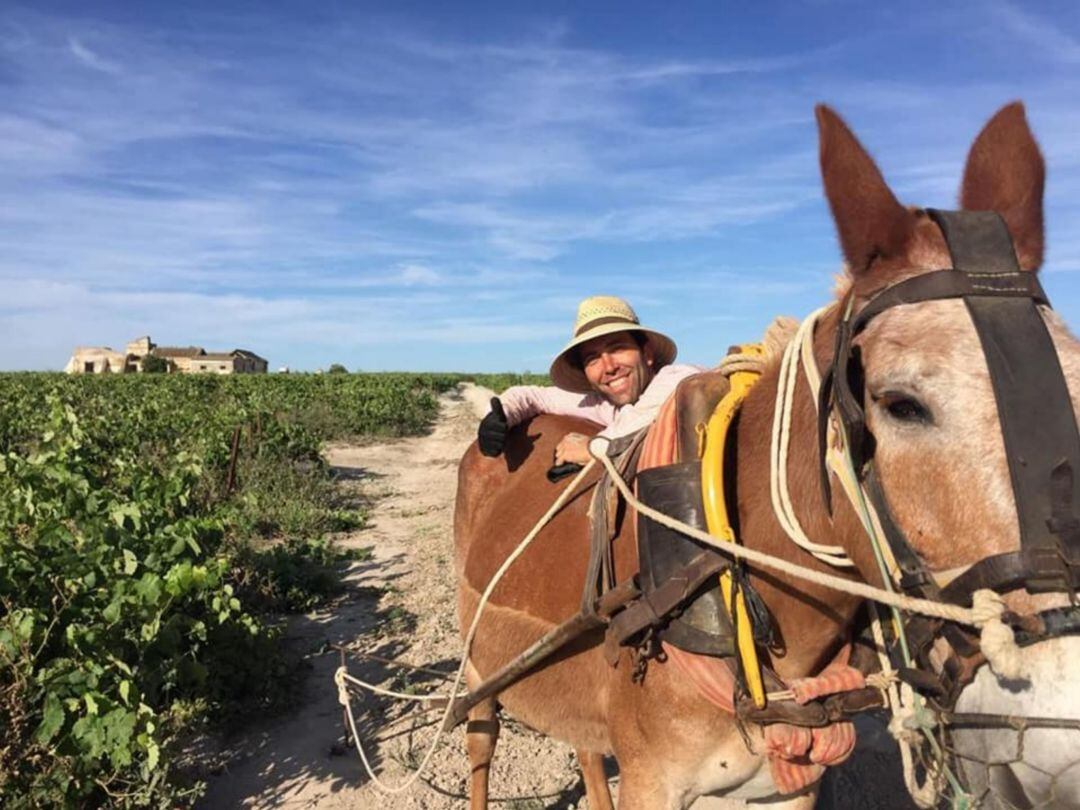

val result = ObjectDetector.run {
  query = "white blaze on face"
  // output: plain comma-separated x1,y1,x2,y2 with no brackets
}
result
952,636,1080,807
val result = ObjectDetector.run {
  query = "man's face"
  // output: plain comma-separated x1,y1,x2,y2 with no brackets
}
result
579,331,656,406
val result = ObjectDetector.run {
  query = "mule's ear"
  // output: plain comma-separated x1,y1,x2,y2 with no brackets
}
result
960,102,1045,271
817,105,914,276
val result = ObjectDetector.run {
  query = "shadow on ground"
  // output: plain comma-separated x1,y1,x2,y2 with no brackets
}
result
193,549,432,808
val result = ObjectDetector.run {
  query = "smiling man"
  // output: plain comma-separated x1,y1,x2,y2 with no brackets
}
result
477,296,703,465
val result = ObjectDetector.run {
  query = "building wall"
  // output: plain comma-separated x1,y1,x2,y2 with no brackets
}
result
230,357,268,374
189,358,238,375
161,356,194,373
65,348,133,374
126,336,153,357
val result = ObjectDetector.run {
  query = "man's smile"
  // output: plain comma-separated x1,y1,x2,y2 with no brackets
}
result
604,372,630,392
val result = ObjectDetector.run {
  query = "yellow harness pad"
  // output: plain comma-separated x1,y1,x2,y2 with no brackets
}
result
701,344,767,708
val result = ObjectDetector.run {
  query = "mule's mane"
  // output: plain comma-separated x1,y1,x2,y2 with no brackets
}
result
726,314,800,375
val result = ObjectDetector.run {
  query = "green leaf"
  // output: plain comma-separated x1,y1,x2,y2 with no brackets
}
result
110,502,142,531
119,679,131,705
84,692,99,716
36,692,65,743
146,739,160,771
134,573,163,605
122,548,138,575
102,600,121,624
107,654,133,676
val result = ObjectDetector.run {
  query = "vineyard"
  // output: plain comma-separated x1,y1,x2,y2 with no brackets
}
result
0,371,544,808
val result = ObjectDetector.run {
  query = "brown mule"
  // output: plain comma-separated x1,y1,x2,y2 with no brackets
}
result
455,102,1080,809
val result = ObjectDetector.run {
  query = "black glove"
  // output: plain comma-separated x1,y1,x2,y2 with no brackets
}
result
478,397,508,457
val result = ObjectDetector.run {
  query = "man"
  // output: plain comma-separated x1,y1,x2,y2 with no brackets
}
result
477,295,703,464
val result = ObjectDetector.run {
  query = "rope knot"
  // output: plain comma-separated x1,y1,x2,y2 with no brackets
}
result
970,589,1025,680
334,666,350,707
865,669,899,693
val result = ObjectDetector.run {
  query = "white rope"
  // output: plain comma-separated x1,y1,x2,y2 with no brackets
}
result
867,602,940,808
590,436,1020,655
769,306,855,567
971,590,1024,680
338,670,467,703
766,308,1024,683
336,459,597,794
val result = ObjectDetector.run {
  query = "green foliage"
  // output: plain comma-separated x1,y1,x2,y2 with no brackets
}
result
466,372,550,392
0,372,459,807
326,363,348,374
0,400,246,806
140,355,169,374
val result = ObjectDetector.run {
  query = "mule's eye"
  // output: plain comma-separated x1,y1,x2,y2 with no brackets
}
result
879,392,931,425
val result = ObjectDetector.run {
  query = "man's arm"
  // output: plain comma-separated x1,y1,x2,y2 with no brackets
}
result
476,385,612,462
498,385,614,429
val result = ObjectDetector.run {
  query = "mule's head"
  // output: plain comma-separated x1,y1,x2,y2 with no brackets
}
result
818,103,1080,805
818,102,1071,572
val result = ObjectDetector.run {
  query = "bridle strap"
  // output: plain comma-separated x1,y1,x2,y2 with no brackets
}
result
850,268,1048,335
930,209,1080,588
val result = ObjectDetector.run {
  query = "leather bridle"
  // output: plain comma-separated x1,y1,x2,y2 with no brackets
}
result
817,209,1080,707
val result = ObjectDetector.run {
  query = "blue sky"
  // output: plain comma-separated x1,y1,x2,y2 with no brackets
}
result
2,1,1080,372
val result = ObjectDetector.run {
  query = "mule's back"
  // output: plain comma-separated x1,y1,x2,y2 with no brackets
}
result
455,414,624,752
455,413,604,623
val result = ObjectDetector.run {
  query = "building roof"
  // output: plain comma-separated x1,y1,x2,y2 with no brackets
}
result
152,346,205,358
230,349,266,361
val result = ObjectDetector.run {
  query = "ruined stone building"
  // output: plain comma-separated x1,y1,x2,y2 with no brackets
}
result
65,336,268,374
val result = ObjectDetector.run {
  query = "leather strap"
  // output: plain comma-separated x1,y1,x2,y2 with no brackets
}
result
930,209,1080,590
851,268,1048,335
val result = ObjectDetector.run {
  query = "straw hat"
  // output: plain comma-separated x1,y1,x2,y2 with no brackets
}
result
549,296,678,394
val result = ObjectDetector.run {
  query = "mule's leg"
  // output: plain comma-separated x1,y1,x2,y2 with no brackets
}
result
615,764,681,810
576,748,614,810
465,694,500,810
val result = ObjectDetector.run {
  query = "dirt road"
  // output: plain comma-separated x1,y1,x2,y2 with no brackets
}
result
200,385,591,809
198,385,911,810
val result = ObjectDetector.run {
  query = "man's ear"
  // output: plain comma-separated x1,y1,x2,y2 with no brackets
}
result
642,339,655,367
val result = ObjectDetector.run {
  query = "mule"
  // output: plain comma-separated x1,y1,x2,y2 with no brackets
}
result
454,102,1080,809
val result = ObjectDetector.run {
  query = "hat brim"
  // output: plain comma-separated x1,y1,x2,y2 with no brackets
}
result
549,323,678,394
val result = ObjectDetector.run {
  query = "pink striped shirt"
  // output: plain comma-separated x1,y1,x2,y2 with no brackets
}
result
498,364,704,440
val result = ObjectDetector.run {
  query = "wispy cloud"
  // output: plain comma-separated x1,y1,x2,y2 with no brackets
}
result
68,36,121,74
991,1,1080,64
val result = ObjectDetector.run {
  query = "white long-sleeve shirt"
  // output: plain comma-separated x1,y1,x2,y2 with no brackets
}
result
498,363,704,440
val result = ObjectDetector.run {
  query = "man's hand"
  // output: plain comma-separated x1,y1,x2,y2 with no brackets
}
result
554,432,592,465
478,397,508,457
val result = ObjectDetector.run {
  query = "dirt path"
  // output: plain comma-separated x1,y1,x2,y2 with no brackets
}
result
199,384,590,809
197,384,909,810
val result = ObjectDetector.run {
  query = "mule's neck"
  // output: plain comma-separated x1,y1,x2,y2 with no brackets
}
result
732,307,875,679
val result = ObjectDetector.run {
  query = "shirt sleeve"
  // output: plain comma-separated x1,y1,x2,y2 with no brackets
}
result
498,385,615,429
597,364,706,440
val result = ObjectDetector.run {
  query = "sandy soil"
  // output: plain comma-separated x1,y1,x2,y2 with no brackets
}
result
197,384,912,810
